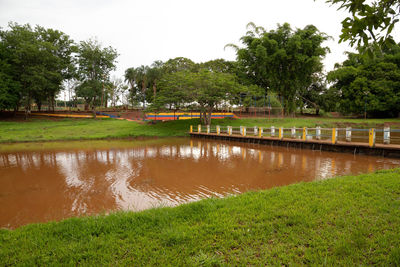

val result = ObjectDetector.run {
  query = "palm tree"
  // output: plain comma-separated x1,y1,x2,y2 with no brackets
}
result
135,65,149,109
124,67,138,107
147,60,164,99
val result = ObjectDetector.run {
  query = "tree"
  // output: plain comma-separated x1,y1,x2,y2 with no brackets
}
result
323,0,400,50
327,43,400,117
35,26,76,111
0,35,20,111
199,59,237,74
153,71,192,111
124,67,138,107
107,76,126,108
226,22,329,114
0,22,75,117
75,39,118,117
162,57,198,73
154,69,244,125
147,60,164,99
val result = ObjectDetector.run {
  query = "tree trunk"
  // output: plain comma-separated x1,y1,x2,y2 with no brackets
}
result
202,111,208,125
207,109,212,125
51,96,55,113
92,97,97,119
25,101,31,120
153,83,157,98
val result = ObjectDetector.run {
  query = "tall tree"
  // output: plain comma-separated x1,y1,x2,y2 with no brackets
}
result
134,65,149,109
35,26,76,111
0,22,75,117
75,39,118,117
227,22,329,114
124,67,138,107
147,60,164,99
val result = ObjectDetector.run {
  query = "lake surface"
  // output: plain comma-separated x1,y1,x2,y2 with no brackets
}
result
1,137,399,229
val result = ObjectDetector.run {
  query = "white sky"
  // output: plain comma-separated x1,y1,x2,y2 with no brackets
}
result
1,0,357,78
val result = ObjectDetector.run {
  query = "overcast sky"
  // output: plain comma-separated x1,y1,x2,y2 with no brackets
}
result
1,0,356,77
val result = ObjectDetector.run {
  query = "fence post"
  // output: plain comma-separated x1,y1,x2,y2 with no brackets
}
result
316,126,321,140
198,125,201,133
331,128,337,144
271,126,275,137
346,127,352,142
207,125,210,134
369,128,376,147
279,127,283,140
254,126,258,136
259,127,263,138
228,126,232,136
216,125,220,135
302,127,307,141
383,127,390,144
190,125,193,133
291,127,296,138
242,126,246,136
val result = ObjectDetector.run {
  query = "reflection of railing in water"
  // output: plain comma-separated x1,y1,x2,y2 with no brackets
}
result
190,125,400,148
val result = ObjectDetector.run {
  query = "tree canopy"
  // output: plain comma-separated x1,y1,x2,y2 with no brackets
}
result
75,39,118,114
0,22,75,114
327,43,400,117
227,22,330,114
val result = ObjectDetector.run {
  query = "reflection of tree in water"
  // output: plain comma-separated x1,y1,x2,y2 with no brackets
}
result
1,139,399,228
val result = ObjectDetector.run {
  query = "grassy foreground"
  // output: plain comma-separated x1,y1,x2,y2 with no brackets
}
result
0,117,399,143
1,169,400,265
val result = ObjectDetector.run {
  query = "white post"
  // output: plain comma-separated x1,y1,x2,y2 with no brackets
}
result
216,125,220,135
316,126,321,140
271,126,275,137
291,127,296,138
384,127,390,144
254,126,258,136
346,127,352,142
198,125,201,133
207,125,210,134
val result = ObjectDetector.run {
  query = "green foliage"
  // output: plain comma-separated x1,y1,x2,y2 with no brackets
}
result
1,168,400,265
229,23,329,114
0,22,75,113
154,69,245,124
199,58,237,74
323,0,400,51
75,39,118,110
327,43,400,117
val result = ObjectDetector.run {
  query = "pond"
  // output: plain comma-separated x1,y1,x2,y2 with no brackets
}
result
1,137,399,229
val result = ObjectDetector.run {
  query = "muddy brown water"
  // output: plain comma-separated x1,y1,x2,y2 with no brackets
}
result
1,137,399,229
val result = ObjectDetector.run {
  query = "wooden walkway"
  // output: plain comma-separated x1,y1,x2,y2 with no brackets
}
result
190,132,400,158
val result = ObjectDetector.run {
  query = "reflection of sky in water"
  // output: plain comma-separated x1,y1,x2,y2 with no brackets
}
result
1,138,400,228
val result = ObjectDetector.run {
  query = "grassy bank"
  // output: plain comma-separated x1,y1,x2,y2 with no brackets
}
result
0,117,399,143
1,169,400,265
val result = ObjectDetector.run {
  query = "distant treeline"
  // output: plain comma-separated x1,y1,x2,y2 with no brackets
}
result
1,21,399,121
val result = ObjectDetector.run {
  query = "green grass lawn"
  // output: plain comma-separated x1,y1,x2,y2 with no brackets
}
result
0,117,399,143
1,168,400,265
